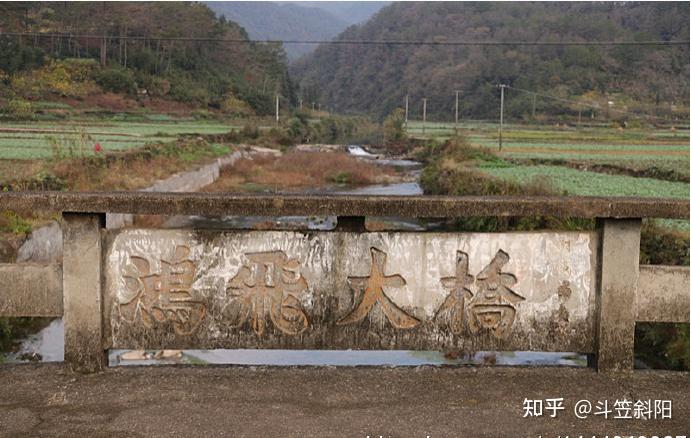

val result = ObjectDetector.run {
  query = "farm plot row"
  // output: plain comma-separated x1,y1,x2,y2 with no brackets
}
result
481,164,689,199
0,120,242,160
480,163,690,231
405,120,689,144
0,120,239,136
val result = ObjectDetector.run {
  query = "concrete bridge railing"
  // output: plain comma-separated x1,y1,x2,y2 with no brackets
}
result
0,192,688,373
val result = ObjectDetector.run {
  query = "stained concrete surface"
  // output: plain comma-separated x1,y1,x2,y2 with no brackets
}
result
2,192,688,219
103,230,597,353
0,364,688,437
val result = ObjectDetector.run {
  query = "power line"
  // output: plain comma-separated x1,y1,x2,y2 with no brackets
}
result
0,32,688,46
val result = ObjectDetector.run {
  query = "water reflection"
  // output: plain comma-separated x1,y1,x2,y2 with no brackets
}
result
110,348,587,367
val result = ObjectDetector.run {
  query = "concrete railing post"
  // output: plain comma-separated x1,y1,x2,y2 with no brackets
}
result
62,212,106,372
595,218,641,372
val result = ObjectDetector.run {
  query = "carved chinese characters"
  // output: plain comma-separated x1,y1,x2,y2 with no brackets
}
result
225,250,309,337
436,249,524,339
434,251,474,335
467,250,524,338
116,239,523,339
108,230,595,352
338,247,420,329
119,245,206,335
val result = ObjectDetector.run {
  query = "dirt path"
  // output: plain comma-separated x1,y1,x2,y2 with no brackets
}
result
0,364,687,437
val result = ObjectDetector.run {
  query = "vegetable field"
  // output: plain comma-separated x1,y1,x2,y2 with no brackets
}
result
482,164,689,199
409,119,689,187
0,120,243,160
409,120,689,232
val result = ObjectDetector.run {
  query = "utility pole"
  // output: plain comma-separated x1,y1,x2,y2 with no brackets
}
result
454,90,460,136
404,94,409,128
578,104,582,128
499,84,506,151
312,102,315,111
100,36,107,67
299,98,302,110
275,94,279,125
531,93,536,120
422,98,427,136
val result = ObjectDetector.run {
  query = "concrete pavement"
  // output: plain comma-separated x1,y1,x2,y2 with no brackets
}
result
0,364,688,437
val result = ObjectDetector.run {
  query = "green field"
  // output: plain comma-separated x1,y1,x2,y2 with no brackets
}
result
406,120,690,143
0,120,249,160
482,164,689,199
409,119,690,178
409,120,689,231
481,163,690,231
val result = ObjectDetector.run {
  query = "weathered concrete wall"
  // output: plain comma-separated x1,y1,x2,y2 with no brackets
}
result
637,264,690,323
16,221,63,263
0,263,62,317
103,229,598,353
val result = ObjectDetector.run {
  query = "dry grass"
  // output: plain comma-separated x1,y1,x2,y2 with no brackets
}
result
51,154,197,191
47,139,228,191
204,151,395,192
0,160,45,186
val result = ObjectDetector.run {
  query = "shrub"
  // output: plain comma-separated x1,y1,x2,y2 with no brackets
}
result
3,98,35,120
640,221,690,266
0,210,32,234
11,58,98,98
221,94,254,117
167,73,209,104
241,122,260,139
286,112,310,142
93,68,136,94
383,108,406,144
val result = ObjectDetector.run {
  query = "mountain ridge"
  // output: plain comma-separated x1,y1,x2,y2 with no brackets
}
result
293,1,690,120
206,2,389,61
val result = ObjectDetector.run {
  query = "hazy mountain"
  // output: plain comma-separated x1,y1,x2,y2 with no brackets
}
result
206,1,389,61
288,2,391,24
293,1,690,120
207,2,345,60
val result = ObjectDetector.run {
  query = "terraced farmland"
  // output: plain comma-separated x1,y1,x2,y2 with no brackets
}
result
408,120,690,178
0,120,243,160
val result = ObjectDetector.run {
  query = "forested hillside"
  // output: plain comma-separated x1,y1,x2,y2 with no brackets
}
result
0,2,293,115
206,2,348,61
293,2,690,121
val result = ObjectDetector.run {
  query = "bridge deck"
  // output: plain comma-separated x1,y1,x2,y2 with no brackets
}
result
0,364,688,436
